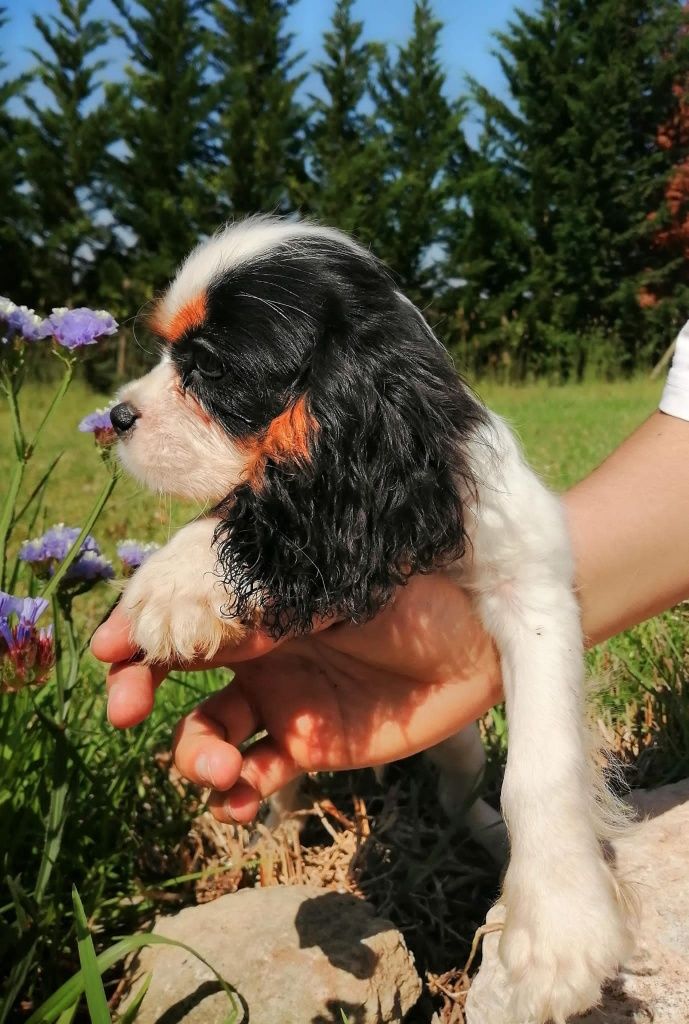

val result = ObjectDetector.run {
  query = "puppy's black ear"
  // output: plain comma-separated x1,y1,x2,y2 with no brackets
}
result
213,300,486,639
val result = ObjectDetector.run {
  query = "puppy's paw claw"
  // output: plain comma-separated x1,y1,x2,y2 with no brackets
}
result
121,520,246,663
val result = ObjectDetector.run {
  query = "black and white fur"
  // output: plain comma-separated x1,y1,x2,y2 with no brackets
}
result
112,216,634,1024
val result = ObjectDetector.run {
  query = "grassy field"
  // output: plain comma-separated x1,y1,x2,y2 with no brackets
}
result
0,374,664,526
1,373,688,1023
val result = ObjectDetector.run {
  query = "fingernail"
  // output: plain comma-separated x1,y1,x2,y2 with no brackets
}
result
196,754,215,787
90,625,103,651
106,681,122,726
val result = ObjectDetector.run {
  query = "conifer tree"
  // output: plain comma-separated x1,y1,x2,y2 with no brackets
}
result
17,0,114,307
0,8,33,303
107,0,215,311
461,0,689,377
209,0,306,218
372,0,467,303
304,0,385,242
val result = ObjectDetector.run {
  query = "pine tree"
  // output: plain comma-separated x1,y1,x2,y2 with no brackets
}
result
208,0,306,218
643,8,689,317
17,0,114,308
303,0,385,242
371,0,467,303
0,7,33,304
461,0,689,378
107,0,215,312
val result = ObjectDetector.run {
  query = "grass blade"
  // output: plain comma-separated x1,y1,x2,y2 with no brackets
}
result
0,939,38,1024
14,452,63,525
116,974,151,1024
56,1004,78,1024
72,887,111,1024
34,732,69,904
27,933,240,1024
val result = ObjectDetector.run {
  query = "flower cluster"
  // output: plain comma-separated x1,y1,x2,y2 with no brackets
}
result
79,406,116,446
117,539,159,575
0,592,54,693
20,525,114,586
1,297,45,344
1,296,118,350
41,307,118,349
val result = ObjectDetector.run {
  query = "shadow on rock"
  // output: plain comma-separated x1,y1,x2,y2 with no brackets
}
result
296,890,386,980
151,980,249,1024
575,975,653,1022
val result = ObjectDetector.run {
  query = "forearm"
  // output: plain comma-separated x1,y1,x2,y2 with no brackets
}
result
565,410,689,646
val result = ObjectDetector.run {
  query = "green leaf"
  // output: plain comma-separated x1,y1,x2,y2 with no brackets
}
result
56,1002,78,1024
72,887,111,1024
115,974,150,1024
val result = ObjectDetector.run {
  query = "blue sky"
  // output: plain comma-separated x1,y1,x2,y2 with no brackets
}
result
3,0,536,141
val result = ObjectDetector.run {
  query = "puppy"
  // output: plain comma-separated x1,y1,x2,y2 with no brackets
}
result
111,216,633,1024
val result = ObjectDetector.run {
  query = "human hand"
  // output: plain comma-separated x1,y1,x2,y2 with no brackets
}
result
91,572,502,823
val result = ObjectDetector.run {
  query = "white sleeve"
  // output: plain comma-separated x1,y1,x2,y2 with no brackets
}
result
659,321,689,422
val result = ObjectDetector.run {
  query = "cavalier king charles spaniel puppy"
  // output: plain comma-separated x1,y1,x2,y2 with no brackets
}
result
111,216,634,1024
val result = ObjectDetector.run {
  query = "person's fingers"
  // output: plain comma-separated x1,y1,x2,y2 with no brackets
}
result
91,604,136,663
207,737,302,824
208,780,262,823
199,681,262,746
106,659,167,728
91,602,337,669
172,706,244,790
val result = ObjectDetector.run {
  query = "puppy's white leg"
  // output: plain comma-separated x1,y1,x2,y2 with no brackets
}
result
426,724,508,863
478,577,633,1024
122,517,247,663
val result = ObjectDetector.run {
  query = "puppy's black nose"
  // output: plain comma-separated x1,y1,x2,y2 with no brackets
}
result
110,402,140,435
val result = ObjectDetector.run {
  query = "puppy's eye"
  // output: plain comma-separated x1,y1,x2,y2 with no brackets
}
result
191,344,224,380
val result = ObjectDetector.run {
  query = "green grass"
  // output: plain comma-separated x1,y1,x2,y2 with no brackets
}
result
478,376,663,488
0,377,199,545
2,373,687,1021
0,375,663,526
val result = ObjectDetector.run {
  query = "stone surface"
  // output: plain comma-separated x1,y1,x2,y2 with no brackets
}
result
120,884,422,1024
466,779,689,1024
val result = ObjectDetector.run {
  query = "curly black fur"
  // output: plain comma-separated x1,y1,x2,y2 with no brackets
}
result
196,236,487,640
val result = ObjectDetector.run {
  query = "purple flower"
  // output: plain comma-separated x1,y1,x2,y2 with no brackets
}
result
0,591,54,692
68,550,114,583
20,524,99,570
117,539,159,575
20,524,113,586
79,406,116,445
0,297,46,343
40,307,118,349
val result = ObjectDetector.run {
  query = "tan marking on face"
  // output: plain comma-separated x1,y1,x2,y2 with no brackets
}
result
151,292,208,343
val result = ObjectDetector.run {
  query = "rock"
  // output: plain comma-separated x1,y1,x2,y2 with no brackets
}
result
466,778,689,1024
120,884,422,1024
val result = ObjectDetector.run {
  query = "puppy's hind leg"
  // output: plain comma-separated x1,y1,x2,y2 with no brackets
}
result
478,574,635,1024
263,775,310,831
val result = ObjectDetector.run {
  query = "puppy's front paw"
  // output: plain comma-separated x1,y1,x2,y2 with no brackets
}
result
499,855,633,1023
121,519,247,663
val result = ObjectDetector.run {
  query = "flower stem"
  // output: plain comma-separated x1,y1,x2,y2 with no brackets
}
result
0,357,73,589
41,471,119,602
1,367,26,458
0,462,24,591
26,356,74,459
0,370,27,589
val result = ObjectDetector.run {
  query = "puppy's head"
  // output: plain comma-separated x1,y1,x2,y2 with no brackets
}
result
113,216,485,637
